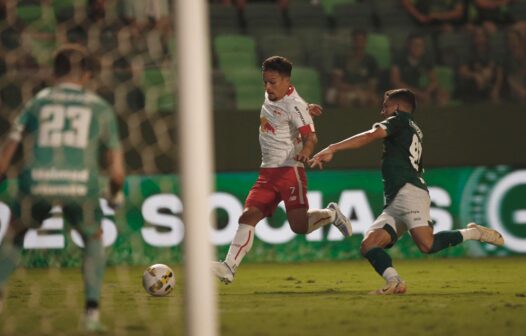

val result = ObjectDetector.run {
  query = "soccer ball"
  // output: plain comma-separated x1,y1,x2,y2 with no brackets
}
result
142,264,176,297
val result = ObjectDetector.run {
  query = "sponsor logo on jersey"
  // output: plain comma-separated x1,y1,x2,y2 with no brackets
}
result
294,106,307,125
260,117,276,134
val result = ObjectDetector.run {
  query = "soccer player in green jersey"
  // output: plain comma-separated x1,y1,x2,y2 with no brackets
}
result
310,88,504,295
0,45,125,331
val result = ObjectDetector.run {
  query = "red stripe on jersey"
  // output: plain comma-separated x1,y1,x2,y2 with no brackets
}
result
286,85,295,96
298,124,314,138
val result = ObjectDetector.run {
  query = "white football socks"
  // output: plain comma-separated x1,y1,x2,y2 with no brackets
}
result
306,208,336,233
224,224,255,273
382,267,400,282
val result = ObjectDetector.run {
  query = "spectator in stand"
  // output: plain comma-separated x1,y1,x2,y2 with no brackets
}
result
503,28,526,102
390,33,449,106
118,0,172,37
467,0,514,34
456,27,503,103
326,29,380,108
402,0,465,31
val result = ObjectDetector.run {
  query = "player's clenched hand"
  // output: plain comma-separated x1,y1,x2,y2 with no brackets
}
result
309,147,335,169
308,104,323,117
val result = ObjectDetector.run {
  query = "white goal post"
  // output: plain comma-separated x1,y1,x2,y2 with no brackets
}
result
174,1,218,335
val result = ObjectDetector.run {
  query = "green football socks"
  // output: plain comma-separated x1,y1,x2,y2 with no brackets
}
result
364,247,393,276
429,231,463,253
82,238,106,303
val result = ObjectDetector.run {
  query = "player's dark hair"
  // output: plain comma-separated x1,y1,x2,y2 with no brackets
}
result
53,44,93,78
385,88,417,113
262,56,292,77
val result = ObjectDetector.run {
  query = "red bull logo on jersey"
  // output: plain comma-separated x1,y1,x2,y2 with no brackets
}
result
260,117,276,134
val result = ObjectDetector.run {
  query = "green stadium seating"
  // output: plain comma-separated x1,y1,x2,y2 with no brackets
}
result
287,3,327,32
435,65,455,95
214,35,258,73
292,66,323,104
320,0,355,15
332,2,374,30
366,33,391,70
258,34,307,66
224,68,263,110
16,2,42,25
209,3,241,35
142,67,167,89
243,3,286,36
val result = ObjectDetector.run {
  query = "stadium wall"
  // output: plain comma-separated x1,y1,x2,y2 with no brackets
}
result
214,104,526,171
0,166,524,267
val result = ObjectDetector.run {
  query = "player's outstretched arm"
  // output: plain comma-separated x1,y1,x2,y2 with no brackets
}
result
0,139,19,183
310,127,387,169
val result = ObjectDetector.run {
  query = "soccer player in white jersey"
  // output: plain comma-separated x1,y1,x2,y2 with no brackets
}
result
212,56,353,284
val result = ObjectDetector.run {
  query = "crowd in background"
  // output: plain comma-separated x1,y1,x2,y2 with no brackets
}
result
0,0,526,114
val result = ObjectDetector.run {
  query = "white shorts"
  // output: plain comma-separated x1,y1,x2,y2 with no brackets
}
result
366,183,431,244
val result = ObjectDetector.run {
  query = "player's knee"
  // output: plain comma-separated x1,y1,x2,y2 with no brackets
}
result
417,240,434,254
360,238,378,256
290,224,308,235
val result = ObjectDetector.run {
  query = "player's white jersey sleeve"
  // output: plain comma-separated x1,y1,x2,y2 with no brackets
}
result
259,87,315,168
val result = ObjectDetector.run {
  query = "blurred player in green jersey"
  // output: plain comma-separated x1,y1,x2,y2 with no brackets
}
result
310,88,504,295
0,44,125,331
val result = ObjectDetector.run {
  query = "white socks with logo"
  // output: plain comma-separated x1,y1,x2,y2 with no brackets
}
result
224,224,255,273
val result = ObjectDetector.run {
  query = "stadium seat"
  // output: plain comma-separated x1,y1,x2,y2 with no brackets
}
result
225,68,263,110
373,0,417,30
214,34,258,73
436,31,470,67
291,66,323,104
209,3,241,35
435,65,455,96
332,2,374,30
287,3,328,32
320,0,356,15
52,0,86,23
258,34,307,66
141,67,166,89
16,1,42,25
243,3,286,36
365,33,391,70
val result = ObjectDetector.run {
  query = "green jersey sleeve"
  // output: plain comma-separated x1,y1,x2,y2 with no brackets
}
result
373,114,404,136
99,101,121,150
9,99,39,142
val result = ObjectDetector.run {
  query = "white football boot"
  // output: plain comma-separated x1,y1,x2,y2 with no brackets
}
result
84,308,107,333
369,276,407,295
467,223,504,246
212,261,235,284
328,202,353,237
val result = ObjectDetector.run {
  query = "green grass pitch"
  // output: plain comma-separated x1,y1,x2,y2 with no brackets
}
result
1,257,525,335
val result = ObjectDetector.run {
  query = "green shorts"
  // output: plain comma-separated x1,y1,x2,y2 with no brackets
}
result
13,194,103,238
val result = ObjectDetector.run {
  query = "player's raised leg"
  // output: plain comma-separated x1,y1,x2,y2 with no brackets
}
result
66,202,107,332
410,223,504,255
361,225,407,295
